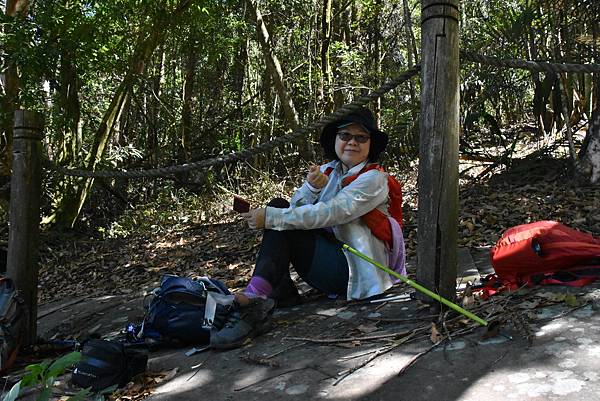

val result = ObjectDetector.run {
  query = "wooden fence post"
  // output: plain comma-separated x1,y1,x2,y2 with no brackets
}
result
7,110,44,346
417,0,460,303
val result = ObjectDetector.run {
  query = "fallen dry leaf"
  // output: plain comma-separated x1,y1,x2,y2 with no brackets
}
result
564,294,579,307
356,323,379,334
430,322,443,344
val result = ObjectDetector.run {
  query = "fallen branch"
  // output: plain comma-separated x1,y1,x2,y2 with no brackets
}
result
333,332,417,385
264,341,307,359
37,297,88,319
396,339,444,376
234,364,325,392
366,314,438,323
240,352,280,367
535,301,591,323
283,327,427,344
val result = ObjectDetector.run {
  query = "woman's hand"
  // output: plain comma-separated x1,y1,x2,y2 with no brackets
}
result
307,164,328,189
242,208,266,229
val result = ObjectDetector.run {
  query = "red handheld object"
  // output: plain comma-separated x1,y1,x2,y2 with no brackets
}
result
233,196,250,213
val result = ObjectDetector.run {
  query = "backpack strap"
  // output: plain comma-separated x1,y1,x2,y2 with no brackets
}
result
340,164,403,247
203,291,235,329
319,163,404,248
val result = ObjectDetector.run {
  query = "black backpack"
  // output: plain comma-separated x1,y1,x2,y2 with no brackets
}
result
137,275,234,346
71,339,148,392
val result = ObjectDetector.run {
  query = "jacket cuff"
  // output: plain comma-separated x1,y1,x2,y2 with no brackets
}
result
264,206,282,229
305,181,322,193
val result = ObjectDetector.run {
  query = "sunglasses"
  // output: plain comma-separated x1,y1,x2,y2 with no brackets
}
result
337,132,371,143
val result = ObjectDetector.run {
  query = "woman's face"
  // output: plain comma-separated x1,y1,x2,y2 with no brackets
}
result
334,123,371,169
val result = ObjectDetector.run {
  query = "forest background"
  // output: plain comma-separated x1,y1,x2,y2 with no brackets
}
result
0,0,598,253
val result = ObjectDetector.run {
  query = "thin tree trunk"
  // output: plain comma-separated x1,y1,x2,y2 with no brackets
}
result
181,40,198,164
58,52,82,164
321,0,334,113
248,0,299,129
558,76,577,165
148,47,165,167
528,28,545,137
403,0,417,104
372,0,382,123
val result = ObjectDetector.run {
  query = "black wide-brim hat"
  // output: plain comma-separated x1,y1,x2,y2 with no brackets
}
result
319,107,389,162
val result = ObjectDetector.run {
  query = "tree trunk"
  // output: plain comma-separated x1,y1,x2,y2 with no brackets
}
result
558,76,577,165
248,0,299,130
403,0,418,105
181,40,198,164
320,0,334,113
527,28,545,137
58,51,82,164
372,0,383,123
332,1,345,110
148,47,165,168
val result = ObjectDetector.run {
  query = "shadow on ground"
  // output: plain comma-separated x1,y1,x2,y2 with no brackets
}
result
32,249,600,401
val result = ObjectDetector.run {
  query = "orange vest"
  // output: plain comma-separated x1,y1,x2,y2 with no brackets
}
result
324,164,403,247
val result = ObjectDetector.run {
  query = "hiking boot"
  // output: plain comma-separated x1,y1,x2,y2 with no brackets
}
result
210,297,276,350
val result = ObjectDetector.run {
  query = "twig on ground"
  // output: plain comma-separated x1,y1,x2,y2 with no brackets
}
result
264,341,307,359
283,326,429,345
240,352,280,367
366,314,438,323
187,355,210,381
397,338,445,376
375,301,389,311
490,351,508,367
535,301,590,323
234,364,328,392
37,297,88,319
234,367,308,391
333,332,417,386
284,332,402,344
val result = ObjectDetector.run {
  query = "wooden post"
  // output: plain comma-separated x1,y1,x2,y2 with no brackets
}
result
417,1,460,303
7,110,44,345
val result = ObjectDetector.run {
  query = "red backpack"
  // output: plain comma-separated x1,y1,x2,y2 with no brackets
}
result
324,164,403,247
488,221,600,290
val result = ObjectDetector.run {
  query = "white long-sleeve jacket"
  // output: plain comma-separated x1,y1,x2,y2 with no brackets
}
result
264,160,395,300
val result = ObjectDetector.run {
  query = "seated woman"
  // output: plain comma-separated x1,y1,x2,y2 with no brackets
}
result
211,107,405,349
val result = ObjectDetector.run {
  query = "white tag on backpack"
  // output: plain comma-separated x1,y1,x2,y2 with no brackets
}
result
203,292,235,329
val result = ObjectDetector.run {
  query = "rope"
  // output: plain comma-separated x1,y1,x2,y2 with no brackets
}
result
461,51,600,74
35,52,600,180
43,65,421,179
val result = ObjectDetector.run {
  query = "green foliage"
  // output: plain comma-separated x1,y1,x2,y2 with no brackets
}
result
2,352,89,401
2,0,598,227
96,187,221,238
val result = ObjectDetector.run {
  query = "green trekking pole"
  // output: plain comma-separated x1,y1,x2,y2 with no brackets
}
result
342,243,488,326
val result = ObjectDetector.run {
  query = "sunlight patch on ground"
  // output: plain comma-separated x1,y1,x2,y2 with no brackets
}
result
465,367,588,399
153,369,213,396
326,351,417,399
